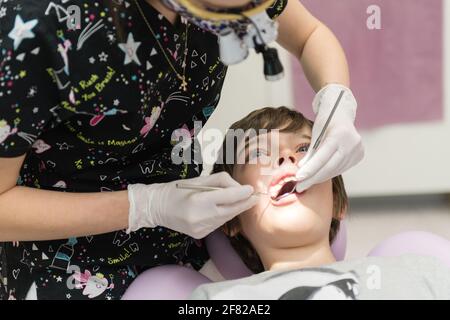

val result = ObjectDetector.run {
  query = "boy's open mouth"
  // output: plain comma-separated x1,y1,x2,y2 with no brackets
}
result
269,173,304,201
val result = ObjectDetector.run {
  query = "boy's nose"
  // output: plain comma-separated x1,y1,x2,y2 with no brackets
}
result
277,153,297,166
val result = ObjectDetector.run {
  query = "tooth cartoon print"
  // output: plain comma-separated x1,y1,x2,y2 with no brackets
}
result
69,270,114,299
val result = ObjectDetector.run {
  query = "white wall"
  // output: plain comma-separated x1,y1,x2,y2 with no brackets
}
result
342,0,450,197
202,3,450,197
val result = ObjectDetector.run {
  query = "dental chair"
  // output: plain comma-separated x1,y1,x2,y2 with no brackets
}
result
121,222,450,300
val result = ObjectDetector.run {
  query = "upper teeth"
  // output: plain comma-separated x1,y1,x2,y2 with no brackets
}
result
270,175,297,198
277,176,296,186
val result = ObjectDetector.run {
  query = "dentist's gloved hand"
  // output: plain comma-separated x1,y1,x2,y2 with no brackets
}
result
296,84,364,193
127,172,259,239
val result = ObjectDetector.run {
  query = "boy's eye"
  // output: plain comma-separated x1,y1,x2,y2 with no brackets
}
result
297,144,310,153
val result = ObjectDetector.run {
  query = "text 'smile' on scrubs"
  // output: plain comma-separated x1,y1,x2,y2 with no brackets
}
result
0,0,287,299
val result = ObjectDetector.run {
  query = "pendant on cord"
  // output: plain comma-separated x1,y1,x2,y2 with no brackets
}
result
179,76,188,92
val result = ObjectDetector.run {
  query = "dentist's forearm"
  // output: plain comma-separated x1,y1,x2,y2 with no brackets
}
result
0,186,129,241
299,23,350,92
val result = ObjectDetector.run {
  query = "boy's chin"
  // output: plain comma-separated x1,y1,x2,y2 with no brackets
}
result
268,230,327,249
265,211,329,236
267,204,318,223
269,219,323,238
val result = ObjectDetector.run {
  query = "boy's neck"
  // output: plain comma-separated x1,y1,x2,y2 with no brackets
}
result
260,239,337,272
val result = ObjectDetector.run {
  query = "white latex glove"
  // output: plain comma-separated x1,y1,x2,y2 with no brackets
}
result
127,172,259,239
296,84,365,193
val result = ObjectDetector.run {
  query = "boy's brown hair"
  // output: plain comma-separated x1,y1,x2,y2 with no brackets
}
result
211,107,348,274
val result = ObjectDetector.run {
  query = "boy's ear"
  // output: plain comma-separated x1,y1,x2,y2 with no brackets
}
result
222,224,238,237
338,205,348,221
222,219,242,237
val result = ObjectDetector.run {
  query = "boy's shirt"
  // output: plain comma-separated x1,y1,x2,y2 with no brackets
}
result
189,255,450,300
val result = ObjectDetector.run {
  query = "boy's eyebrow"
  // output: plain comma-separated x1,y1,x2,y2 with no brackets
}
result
237,133,312,157
298,134,312,140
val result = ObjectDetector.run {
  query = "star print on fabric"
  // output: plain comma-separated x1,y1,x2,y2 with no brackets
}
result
98,52,108,62
118,33,141,66
27,86,37,97
56,142,73,150
106,32,116,44
0,7,7,18
8,15,38,50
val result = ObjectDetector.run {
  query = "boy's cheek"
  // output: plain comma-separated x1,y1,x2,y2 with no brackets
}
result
308,181,335,216
234,165,264,187
232,165,247,183
309,180,333,194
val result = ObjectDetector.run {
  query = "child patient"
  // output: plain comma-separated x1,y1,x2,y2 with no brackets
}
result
190,107,450,300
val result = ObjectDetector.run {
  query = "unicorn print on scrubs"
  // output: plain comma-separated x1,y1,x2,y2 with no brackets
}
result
0,120,18,145
56,31,73,75
31,139,52,154
0,121,37,147
70,270,115,299
140,105,163,138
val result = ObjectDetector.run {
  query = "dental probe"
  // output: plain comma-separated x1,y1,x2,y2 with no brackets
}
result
175,183,269,196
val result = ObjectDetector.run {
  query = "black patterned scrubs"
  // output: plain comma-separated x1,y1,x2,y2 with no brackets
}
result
0,0,287,300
